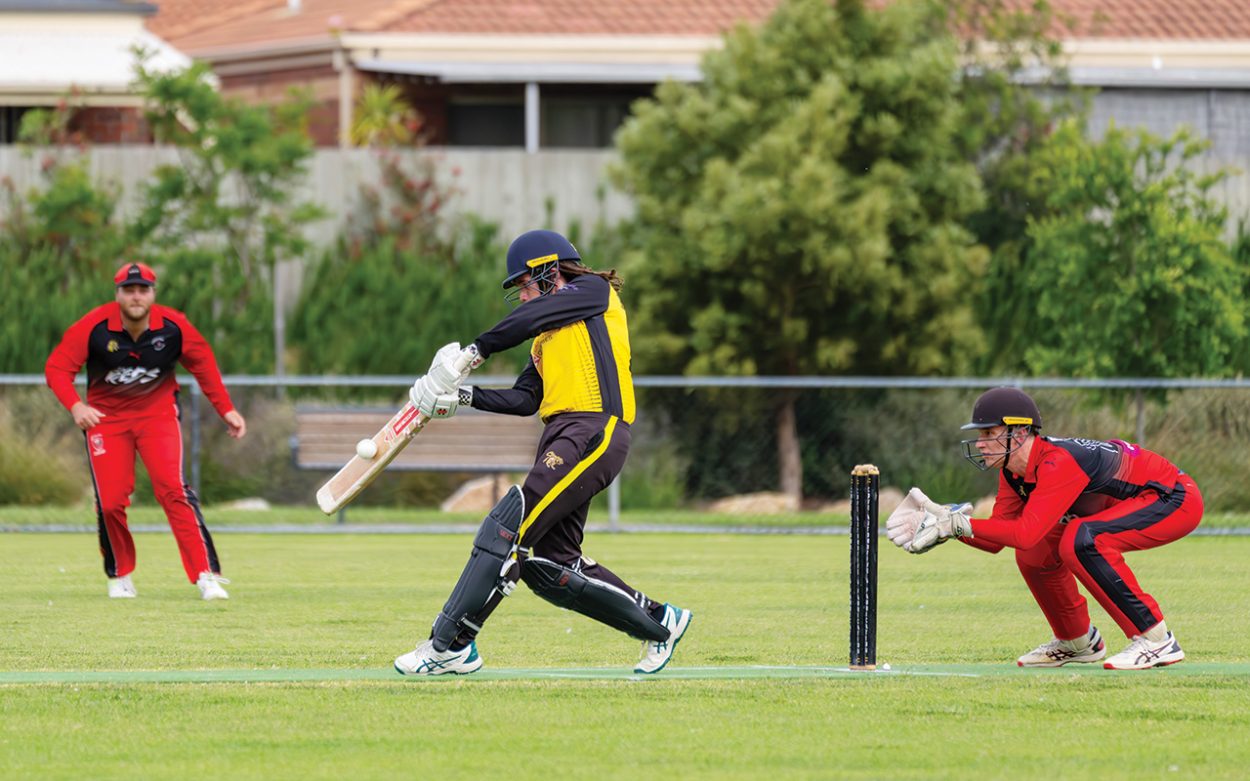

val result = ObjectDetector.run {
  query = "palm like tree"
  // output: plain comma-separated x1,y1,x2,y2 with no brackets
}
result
350,84,418,147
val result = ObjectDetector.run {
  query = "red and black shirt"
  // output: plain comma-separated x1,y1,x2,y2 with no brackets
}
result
971,436,1182,550
45,303,235,419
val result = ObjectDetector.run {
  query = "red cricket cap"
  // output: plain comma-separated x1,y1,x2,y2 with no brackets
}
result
114,262,157,287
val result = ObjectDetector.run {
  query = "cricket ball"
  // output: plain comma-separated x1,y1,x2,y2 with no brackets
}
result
356,439,378,459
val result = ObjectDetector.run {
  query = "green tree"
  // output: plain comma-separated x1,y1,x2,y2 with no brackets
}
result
350,83,420,147
129,53,323,374
612,0,987,502
293,86,512,377
1230,219,1250,374
998,120,1244,437
948,2,1097,368
0,102,129,371
292,220,509,377
948,0,1085,245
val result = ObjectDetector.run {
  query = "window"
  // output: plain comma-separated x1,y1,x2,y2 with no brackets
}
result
542,97,632,148
439,84,651,149
447,101,525,147
0,106,31,144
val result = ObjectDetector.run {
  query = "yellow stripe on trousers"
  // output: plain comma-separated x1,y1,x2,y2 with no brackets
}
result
519,416,618,543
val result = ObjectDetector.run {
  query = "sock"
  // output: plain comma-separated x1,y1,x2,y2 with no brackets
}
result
648,603,667,623
1058,625,1095,652
1141,620,1169,643
427,631,470,654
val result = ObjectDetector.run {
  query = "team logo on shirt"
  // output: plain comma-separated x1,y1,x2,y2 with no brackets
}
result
152,337,166,352
1061,437,1118,454
105,366,161,386
90,434,106,456
543,450,564,470
107,340,119,353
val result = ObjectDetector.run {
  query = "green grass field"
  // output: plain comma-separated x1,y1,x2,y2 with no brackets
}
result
2,530,1248,780
6,503,1250,529
0,503,866,529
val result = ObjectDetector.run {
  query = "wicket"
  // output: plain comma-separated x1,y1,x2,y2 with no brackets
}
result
849,464,879,670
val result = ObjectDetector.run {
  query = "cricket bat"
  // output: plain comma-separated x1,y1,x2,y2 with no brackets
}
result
315,346,477,514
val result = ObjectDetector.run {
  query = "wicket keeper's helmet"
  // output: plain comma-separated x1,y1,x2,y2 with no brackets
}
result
961,387,1042,432
502,229,580,289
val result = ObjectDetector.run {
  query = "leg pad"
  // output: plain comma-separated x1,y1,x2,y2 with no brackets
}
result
521,556,668,642
430,486,524,651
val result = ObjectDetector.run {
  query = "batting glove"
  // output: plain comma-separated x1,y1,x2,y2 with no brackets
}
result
425,342,469,395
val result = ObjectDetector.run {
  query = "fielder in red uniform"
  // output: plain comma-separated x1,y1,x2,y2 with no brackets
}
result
886,387,1200,670
45,262,246,600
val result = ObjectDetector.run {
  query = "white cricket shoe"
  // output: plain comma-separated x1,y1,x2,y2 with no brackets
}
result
107,575,137,599
634,603,693,674
1104,632,1185,670
1017,626,1106,667
196,571,230,601
394,639,483,676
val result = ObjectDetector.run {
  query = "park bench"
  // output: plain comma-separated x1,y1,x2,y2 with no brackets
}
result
291,404,543,521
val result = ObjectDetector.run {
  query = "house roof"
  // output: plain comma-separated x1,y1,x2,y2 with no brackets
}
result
148,0,1250,52
148,0,415,52
380,1,781,36
151,0,781,54
144,0,278,43
146,0,1250,91
0,0,154,13
1051,0,1250,40
0,14,189,105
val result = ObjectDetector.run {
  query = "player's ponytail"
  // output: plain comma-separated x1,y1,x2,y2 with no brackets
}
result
558,260,622,292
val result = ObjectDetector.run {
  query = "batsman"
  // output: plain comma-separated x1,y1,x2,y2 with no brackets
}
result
394,229,692,676
886,387,1202,670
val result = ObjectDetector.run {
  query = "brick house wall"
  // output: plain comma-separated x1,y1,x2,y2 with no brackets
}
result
220,63,344,147
68,108,153,144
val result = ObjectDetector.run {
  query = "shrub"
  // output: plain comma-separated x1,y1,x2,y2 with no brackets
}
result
0,389,86,506
292,214,514,377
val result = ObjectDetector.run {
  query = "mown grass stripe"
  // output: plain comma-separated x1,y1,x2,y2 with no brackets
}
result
1,663,1247,684
7,524,1250,536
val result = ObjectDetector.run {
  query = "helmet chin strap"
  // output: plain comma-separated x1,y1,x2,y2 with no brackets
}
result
999,426,1028,469
964,426,1027,471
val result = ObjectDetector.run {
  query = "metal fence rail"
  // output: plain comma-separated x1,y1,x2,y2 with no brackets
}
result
6,373,1250,529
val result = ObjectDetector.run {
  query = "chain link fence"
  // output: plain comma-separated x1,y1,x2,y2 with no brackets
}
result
4,375,1250,531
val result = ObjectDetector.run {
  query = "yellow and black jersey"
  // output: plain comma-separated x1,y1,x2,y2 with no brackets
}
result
470,274,635,424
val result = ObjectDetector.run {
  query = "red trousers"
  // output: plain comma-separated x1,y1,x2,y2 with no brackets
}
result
85,411,220,582
1016,475,1201,640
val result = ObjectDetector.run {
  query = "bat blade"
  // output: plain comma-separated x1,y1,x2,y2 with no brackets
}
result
315,401,431,514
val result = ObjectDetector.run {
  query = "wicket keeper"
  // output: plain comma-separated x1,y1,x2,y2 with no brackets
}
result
45,262,245,600
886,387,1201,670
394,229,692,676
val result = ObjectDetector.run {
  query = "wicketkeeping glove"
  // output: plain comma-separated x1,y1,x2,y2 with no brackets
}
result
908,499,974,554
885,487,930,551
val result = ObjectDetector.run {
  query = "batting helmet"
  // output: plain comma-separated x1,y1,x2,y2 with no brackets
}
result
502,230,580,290
961,387,1043,431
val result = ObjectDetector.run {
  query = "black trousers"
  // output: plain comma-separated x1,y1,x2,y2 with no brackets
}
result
452,412,660,647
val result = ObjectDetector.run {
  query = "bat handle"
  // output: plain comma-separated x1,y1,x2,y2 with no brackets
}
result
454,343,480,373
